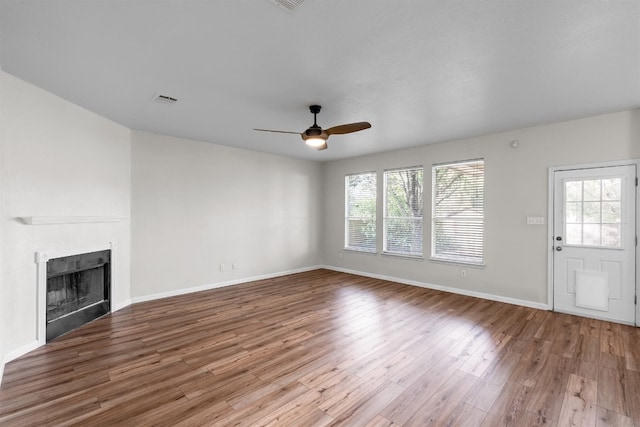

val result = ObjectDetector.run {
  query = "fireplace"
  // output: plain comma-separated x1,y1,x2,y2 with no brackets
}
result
46,249,111,342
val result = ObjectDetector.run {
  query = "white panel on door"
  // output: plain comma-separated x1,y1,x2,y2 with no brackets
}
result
565,258,583,294
575,270,609,311
600,260,622,301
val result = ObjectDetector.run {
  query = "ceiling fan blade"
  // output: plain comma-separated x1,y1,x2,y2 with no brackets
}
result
253,128,300,135
325,122,371,135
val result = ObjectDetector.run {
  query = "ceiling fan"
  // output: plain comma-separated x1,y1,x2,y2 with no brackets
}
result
254,105,371,151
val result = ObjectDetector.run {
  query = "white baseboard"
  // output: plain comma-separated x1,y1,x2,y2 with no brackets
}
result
322,265,551,311
1,341,39,385
131,265,323,304
3,340,40,367
112,299,132,312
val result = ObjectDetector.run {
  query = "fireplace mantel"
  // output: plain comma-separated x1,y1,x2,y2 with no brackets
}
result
19,216,126,225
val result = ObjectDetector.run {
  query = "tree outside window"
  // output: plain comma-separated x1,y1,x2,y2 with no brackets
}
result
345,173,376,252
384,167,423,256
432,160,484,264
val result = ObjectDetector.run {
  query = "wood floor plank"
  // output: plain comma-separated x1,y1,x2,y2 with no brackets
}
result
1,269,639,426
598,364,631,417
595,407,635,427
381,355,463,425
557,374,597,426
509,339,552,387
463,378,504,412
445,402,487,427
479,380,533,427
621,329,640,372
526,353,574,422
601,322,625,357
403,371,477,426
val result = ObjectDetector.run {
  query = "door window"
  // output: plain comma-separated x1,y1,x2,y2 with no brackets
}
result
564,178,622,248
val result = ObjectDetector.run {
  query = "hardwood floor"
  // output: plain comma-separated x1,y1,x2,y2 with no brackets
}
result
1,269,639,426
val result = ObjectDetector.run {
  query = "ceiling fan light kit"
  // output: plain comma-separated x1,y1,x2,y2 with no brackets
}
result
254,105,371,151
304,137,328,150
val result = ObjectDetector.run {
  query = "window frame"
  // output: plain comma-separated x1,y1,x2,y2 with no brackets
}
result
431,159,485,266
382,166,424,258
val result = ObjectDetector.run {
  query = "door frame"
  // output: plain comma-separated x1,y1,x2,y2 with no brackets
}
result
547,159,639,326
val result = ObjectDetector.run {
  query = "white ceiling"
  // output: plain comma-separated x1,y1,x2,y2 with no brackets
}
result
1,1,639,161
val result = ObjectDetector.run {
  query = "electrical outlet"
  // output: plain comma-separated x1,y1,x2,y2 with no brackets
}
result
219,263,225,271
460,270,466,278
527,216,545,225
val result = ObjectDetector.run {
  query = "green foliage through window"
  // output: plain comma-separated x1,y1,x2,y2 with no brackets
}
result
432,160,484,264
345,173,376,252
384,167,423,256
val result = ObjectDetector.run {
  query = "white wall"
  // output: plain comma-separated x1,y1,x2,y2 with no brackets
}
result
1,71,131,359
323,110,640,306
130,131,323,299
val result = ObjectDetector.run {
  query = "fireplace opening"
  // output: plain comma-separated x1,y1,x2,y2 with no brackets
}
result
46,250,111,342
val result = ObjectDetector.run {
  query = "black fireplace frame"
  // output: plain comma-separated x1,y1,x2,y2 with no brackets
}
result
46,249,111,342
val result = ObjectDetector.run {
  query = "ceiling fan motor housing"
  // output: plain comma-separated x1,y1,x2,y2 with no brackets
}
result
304,126,323,137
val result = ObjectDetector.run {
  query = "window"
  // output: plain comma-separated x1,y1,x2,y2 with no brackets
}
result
432,159,484,265
383,167,423,257
564,178,621,247
345,172,376,252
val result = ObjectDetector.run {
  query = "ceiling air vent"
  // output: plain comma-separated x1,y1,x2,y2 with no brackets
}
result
267,0,304,12
151,93,178,105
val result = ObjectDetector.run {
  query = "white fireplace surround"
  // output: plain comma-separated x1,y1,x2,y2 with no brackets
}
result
35,242,116,345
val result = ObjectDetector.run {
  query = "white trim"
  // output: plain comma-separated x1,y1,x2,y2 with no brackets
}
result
19,216,127,225
1,340,40,385
131,265,323,304
323,265,550,311
548,158,640,327
3,340,40,365
35,242,116,346
553,308,635,326
112,299,132,312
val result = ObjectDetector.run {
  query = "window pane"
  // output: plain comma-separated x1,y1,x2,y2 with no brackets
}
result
566,224,582,245
565,181,582,202
345,173,376,252
346,219,376,250
432,160,484,264
602,179,621,201
602,224,621,247
384,167,423,256
565,202,582,223
582,202,601,224
385,218,423,255
583,180,601,201
602,202,621,223
583,224,601,246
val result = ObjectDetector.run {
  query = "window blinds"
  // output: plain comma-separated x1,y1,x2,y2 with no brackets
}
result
383,167,424,256
432,160,484,264
345,173,376,252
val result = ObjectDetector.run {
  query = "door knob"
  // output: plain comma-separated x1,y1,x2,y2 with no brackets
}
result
556,246,562,251
556,236,562,241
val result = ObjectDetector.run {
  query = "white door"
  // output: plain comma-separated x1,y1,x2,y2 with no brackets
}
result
553,165,637,324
